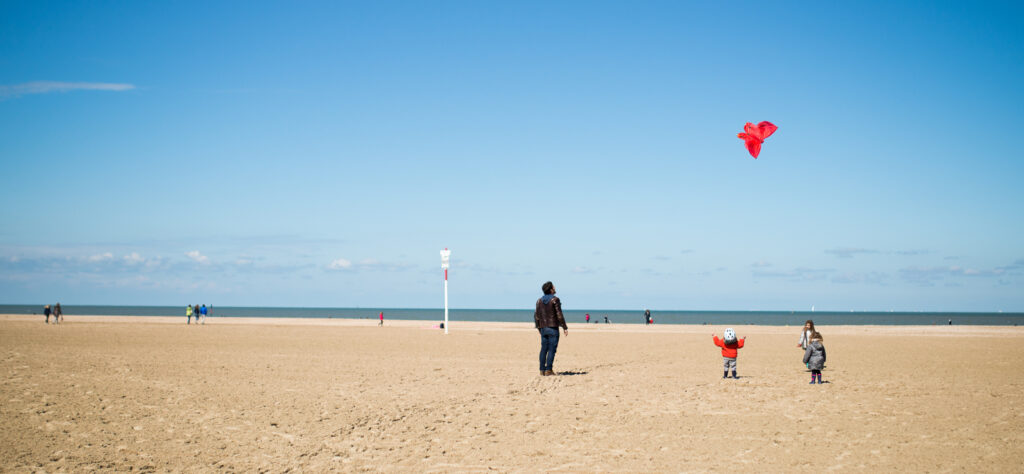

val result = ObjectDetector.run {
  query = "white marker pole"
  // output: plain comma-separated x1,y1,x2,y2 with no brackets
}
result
440,248,451,335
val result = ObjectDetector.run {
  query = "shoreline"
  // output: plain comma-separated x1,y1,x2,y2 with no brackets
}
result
3,313,1022,336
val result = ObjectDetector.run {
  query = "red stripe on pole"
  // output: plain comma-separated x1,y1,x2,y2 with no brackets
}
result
445,269,447,280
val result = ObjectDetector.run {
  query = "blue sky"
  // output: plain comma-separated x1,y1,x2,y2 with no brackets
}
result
2,1,1022,311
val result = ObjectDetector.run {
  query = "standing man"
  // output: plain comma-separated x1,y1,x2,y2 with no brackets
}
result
186,304,193,324
644,308,651,325
534,281,568,376
54,303,63,323
44,304,52,324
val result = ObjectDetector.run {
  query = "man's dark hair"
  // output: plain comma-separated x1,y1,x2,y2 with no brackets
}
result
542,281,554,295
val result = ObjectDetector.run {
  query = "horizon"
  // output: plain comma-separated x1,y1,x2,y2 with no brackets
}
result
2,1,1023,312
1,303,1019,315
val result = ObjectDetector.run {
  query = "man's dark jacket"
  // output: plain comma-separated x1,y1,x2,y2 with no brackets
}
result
534,295,567,330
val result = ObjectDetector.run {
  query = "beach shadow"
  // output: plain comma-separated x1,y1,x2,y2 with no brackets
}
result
555,370,588,376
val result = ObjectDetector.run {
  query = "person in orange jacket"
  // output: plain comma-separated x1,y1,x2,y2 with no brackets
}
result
713,328,746,379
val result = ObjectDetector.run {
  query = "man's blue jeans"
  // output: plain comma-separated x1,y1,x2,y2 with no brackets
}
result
539,327,560,372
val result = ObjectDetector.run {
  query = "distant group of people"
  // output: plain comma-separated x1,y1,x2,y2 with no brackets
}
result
583,313,610,324
186,304,212,324
43,303,63,324
537,282,829,385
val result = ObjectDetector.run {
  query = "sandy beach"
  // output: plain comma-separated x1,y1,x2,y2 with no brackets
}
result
2,315,1022,472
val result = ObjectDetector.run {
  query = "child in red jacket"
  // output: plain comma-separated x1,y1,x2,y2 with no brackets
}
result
713,328,746,379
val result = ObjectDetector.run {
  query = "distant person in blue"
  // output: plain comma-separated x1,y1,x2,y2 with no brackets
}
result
534,281,568,376
44,304,51,324
200,304,207,324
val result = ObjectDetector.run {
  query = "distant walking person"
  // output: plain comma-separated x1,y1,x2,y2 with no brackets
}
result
797,320,816,349
186,304,193,324
200,304,207,324
534,281,568,376
645,309,652,325
797,319,816,368
44,304,52,324
193,304,200,325
585,313,590,323
379,311,384,326
54,303,63,323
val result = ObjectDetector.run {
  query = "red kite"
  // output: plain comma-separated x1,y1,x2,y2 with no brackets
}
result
737,121,777,158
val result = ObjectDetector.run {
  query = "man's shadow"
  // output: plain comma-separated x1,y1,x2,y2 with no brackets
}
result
555,370,588,376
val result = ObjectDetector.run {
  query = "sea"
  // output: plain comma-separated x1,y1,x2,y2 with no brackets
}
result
3,305,1022,326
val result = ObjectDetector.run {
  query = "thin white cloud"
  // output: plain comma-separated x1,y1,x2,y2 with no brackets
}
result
898,263,1017,285
825,248,878,258
88,252,114,262
754,267,835,281
123,252,144,265
831,272,888,285
328,258,352,270
185,250,209,264
0,81,135,99
325,257,415,272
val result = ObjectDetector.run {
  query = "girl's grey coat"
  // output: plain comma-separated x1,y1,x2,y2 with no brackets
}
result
802,341,826,370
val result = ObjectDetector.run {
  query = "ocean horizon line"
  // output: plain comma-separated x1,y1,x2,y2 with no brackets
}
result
3,304,1021,326
2,303,1019,314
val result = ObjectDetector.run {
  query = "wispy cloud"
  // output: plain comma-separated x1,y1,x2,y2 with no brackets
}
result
185,250,209,264
825,248,879,258
754,267,835,281
0,81,136,99
998,259,1024,271
328,258,352,270
325,257,414,272
831,272,888,285
87,252,114,262
1,250,310,277
899,263,1018,286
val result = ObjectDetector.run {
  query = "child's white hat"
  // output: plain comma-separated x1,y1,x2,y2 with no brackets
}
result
724,328,736,342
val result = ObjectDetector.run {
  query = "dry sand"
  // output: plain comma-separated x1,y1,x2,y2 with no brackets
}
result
2,315,1022,472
